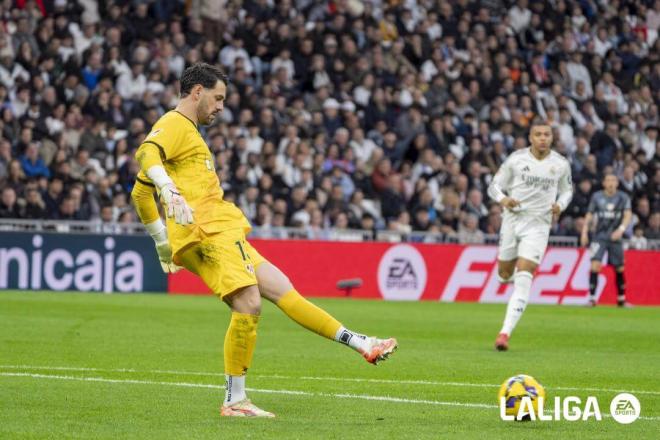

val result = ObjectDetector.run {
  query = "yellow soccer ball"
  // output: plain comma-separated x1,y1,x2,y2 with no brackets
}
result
498,374,546,420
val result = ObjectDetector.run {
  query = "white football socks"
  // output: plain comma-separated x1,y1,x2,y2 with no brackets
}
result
224,374,246,405
500,271,533,336
335,326,370,352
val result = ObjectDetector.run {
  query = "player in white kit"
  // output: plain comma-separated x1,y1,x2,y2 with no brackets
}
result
487,122,573,351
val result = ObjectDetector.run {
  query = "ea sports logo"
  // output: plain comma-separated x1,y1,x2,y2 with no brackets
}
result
610,393,640,424
377,244,427,300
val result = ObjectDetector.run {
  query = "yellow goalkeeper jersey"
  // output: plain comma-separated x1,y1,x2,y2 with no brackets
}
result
134,111,250,257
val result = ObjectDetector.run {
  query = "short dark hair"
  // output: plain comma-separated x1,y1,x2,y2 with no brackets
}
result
179,63,228,97
530,118,551,128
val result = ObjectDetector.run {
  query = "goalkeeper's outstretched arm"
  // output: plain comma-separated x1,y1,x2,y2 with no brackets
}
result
131,145,185,273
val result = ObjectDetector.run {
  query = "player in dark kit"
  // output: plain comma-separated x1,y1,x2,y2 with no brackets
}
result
580,174,632,307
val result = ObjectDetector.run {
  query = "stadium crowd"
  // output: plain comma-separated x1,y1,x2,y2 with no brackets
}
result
0,0,658,247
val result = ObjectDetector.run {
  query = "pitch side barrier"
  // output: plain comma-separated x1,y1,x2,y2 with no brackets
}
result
0,221,658,303
0,230,167,293
171,240,660,306
3,219,658,248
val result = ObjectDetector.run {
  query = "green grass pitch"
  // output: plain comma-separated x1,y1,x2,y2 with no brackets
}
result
1,291,658,439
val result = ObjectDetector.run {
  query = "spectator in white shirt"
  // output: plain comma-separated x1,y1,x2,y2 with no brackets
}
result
567,51,593,98
0,28,14,59
596,72,627,114
570,5,587,31
647,1,660,45
353,73,374,107
69,21,103,57
593,27,613,57
350,128,378,165
556,107,577,154
0,55,29,89
219,37,253,75
271,49,295,82
425,13,442,41
508,0,532,34
116,63,147,101
575,101,604,131
639,126,658,160
246,124,264,155
69,149,106,180
10,85,30,118
278,125,301,154
629,225,648,250
421,47,444,83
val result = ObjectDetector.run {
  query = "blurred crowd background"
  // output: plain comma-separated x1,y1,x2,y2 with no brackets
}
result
0,0,658,247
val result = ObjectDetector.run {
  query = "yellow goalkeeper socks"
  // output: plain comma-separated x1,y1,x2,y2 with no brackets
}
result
224,312,259,404
276,289,341,340
224,312,259,377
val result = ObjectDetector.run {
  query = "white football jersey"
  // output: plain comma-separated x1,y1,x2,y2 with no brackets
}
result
488,148,573,220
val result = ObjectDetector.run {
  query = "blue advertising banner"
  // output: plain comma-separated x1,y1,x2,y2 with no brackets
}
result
0,232,167,293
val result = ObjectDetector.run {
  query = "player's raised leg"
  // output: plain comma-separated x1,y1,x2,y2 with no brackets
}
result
255,260,397,364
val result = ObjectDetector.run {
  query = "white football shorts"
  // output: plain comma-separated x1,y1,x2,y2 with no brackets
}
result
497,213,550,264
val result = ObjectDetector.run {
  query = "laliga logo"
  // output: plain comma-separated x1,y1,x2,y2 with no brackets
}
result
500,396,602,422
500,393,641,423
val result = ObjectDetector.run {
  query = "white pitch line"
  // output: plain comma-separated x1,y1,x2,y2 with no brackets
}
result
0,371,220,389
0,372,494,409
1,372,658,421
1,364,659,396
297,376,660,398
0,364,222,377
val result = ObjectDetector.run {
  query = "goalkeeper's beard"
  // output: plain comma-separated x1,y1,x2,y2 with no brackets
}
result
200,112,214,125
197,99,217,125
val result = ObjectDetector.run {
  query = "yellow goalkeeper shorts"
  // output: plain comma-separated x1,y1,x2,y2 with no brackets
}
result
177,228,267,299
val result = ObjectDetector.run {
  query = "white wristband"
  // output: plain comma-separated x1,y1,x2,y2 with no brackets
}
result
145,219,167,243
617,225,626,232
146,165,174,190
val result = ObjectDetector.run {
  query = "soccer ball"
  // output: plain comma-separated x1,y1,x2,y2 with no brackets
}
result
498,374,546,420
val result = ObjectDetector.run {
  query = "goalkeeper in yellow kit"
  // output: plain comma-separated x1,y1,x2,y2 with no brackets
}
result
131,63,397,418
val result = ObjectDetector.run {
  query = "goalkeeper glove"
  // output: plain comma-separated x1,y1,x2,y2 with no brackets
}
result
160,183,194,225
146,165,194,225
145,219,183,273
154,239,182,273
